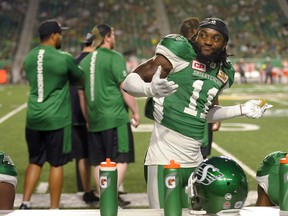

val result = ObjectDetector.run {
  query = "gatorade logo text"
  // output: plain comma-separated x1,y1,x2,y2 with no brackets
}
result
100,176,108,189
195,163,224,185
165,176,176,189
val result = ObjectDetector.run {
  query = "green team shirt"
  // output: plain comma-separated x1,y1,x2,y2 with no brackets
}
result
0,152,17,177
151,34,235,140
80,47,129,132
24,45,83,130
256,151,287,205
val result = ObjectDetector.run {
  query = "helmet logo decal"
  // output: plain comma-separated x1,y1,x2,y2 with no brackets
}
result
165,176,176,189
223,201,231,209
234,201,243,209
225,193,232,200
196,163,224,185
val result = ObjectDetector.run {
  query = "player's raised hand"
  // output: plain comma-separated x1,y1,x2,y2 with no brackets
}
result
241,99,273,119
150,66,178,98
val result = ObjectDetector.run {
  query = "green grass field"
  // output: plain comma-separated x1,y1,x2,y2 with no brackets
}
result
0,83,287,195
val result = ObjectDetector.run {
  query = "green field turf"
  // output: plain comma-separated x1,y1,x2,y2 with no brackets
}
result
0,83,287,194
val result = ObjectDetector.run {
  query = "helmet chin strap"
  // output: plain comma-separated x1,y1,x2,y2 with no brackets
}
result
185,172,197,197
186,173,207,215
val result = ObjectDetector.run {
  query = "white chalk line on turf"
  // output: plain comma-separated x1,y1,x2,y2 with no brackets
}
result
1,103,257,188
0,103,27,124
212,141,256,179
133,124,257,178
0,103,49,194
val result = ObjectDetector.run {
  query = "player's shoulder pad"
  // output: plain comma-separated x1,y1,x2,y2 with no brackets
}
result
221,57,235,76
158,34,195,62
263,151,287,165
257,151,287,175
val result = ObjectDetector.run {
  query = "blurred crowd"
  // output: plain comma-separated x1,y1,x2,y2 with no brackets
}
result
165,0,288,59
1,0,288,83
233,58,288,84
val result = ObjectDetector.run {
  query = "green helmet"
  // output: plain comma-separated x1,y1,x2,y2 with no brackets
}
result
186,156,248,215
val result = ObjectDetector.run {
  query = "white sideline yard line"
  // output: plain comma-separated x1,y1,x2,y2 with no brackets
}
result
134,124,257,178
0,103,27,124
0,103,49,194
1,102,257,189
212,141,256,179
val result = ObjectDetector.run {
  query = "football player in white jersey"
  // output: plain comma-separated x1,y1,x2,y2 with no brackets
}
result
123,17,272,208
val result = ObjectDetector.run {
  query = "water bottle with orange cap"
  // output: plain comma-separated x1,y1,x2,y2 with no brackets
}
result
164,159,182,216
280,155,288,212
99,158,118,216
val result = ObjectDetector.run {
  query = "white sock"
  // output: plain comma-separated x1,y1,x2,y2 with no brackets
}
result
22,201,31,207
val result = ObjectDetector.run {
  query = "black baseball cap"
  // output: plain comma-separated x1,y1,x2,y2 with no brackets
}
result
91,24,112,47
38,20,68,37
83,32,95,45
199,18,229,42
97,24,112,37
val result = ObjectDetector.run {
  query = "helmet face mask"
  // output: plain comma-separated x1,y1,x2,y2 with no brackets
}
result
188,156,248,215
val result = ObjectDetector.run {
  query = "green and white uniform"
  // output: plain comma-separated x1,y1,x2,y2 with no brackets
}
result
146,34,235,208
256,151,287,205
0,152,17,187
145,34,235,168
24,45,83,153
80,47,129,132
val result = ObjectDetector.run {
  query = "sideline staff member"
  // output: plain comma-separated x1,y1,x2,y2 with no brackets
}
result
20,20,83,209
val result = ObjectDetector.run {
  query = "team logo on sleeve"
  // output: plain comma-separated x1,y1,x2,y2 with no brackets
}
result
192,60,206,72
217,70,228,83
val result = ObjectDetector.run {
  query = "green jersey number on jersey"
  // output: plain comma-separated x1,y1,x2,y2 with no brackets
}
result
184,80,218,118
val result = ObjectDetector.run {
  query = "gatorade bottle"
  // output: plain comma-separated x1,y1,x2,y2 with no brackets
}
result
100,158,118,216
279,155,288,211
164,160,182,216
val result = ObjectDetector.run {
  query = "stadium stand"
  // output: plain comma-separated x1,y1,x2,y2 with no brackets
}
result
1,0,288,80
0,0,28,82
33,0,161,58
164,0,288,59
0,0,27,62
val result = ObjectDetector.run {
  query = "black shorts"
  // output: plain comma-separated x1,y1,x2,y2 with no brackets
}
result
71,125,89,160
25,127,71,166
88,123,135,166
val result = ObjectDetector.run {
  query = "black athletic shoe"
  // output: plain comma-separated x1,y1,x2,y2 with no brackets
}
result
118,195,131,207
19,203,31,209
118,190,127,195
83,191,99,203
